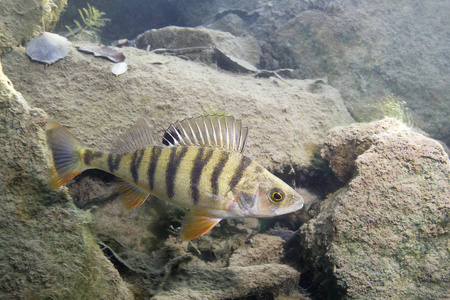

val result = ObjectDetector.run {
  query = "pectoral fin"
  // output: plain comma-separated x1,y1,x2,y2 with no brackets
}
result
181,210,221,241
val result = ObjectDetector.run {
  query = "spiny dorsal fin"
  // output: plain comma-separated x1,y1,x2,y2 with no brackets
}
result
162,115,248,153
112,118,156,153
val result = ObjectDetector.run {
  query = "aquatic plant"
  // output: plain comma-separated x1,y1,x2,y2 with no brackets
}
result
375,93,411,125
354,92,412,125
66,4,109,39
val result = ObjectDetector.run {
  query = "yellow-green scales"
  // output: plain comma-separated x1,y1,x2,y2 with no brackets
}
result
46,115,304,240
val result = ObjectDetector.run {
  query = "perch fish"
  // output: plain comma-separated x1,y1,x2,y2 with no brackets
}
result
46,115,304,240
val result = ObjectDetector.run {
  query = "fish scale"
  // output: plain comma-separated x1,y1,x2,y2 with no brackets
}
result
46,115,304,241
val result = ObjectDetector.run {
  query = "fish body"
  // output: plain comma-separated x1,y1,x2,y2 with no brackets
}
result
46,115,304,240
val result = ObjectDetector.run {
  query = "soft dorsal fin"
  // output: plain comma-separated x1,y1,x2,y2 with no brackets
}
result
112,118,156,153
162,115,248,153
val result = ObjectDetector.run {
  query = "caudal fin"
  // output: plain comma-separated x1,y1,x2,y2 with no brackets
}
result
46,121,85,188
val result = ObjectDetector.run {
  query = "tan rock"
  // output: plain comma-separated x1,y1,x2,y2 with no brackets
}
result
2,45,353,171
300,118,450,299
0,62,133,299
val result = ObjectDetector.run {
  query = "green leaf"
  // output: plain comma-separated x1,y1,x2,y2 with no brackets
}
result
65,25,76,37
79,8,86,24
73,19,82,29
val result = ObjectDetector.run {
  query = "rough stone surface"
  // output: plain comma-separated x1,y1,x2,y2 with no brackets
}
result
267,1,450,147
299,119,450,299
0,63,133,299
228,234,284,267
56,0,450,147
186,0,450,147
100,234,303,299
0,0,67,55
135,26,262,67
156,264,300,300
2,45,353,171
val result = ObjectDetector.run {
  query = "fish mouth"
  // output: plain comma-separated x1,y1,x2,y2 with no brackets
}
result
274,198,304,216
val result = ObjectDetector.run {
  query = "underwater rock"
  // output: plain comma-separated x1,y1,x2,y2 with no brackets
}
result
135,26,262,68
156,263,300,300
0,0,67,55
267,1,450,147
26,32,72,64
0,64,133,298
59,0,450,147
298,118,450,299
2,45,353,171
228,234,285,266
96,234,305,299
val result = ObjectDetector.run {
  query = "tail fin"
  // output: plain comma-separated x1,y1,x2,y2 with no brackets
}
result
46,121,85,189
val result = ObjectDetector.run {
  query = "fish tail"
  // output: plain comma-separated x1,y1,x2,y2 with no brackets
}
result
46,121,86,189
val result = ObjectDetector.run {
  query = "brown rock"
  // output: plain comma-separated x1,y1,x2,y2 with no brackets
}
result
299,118,450,299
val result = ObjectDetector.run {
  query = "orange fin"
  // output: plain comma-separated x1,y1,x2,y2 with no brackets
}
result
46,121,85,188
180,210,221,241
116,179,150,209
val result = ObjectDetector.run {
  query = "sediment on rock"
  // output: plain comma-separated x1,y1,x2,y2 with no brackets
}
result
298,119,450,299
0,63,133,299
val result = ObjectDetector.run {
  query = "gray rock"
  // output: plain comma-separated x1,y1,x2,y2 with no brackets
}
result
267,2,450,147
135,25,262,68
26,32,72,64
228,234,284,266
0,64,133,299
299,118,450,299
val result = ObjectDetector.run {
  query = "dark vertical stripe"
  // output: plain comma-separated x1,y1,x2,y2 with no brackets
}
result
108,153,123,172
165,147,189,198
147,147,161,190
211,151,230,196
130,149,145,183
191,148,214,205
229,155,252,190
83,149,103,165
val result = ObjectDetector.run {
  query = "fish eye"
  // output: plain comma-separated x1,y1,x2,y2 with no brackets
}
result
269,189,284,203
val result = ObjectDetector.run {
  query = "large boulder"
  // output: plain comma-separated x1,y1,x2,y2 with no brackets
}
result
266,1,450,147
298,119,450,299
2,45,353,171
0,63,133,298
